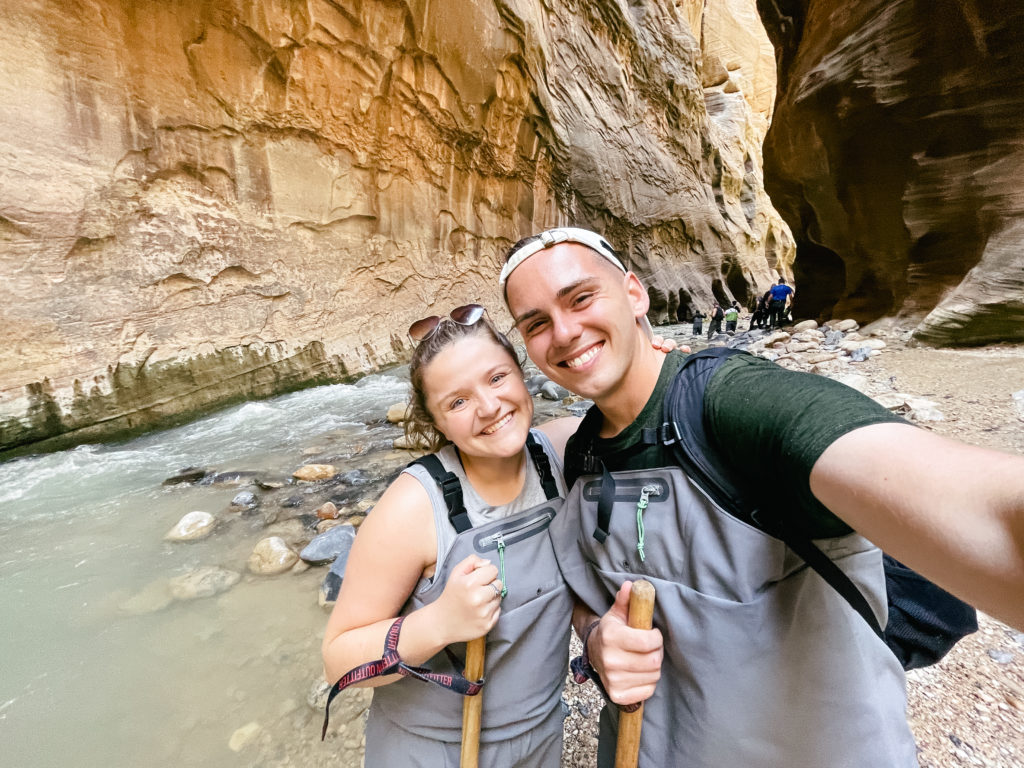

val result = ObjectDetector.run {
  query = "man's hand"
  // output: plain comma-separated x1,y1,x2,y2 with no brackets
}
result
588,581,663,705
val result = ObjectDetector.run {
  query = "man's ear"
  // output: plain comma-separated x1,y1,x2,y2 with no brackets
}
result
624,271,650,318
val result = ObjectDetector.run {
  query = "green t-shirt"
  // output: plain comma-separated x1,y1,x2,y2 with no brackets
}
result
563,350,908,538
724,307,739,322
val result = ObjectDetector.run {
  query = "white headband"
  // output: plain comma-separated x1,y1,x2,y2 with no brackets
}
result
499,227,626,287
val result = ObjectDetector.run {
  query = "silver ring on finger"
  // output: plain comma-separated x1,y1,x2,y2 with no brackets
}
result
490,582,502,599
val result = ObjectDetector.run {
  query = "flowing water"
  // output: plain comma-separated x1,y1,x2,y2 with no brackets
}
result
0,373,412,768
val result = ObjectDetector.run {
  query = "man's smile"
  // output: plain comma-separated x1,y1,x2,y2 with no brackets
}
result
561,342,603,369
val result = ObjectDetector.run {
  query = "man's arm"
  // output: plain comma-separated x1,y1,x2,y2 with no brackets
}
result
810,422,1024,630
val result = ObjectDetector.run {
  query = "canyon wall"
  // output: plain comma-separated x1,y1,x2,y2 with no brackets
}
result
757,0,1024,344
0,0,790,456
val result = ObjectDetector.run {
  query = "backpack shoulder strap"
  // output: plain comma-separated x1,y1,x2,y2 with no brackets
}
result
526,431,560,501
407,454,472,533
660,348,886,640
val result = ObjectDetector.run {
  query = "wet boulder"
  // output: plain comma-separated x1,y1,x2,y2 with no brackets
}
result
301,524,356,566
164,511,217,541
248,536,300,575
169,566,240,600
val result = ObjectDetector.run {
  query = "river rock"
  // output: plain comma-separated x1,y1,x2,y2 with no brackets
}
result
833,320,860,332
316,502,340,520
162,467,210,485
206,471,262,486
164,511,217,542
540,381,570,401
301,524,356,566
841,338,886,353
831,373,870,393
762,331,791,346
228,722,261,752
791,320,819,332
394,434,430,451
169,567,241,601
293,465,338,482
264,519,311,548
386,403,411,424
806,352,838,365
526,375,548,396
248,537,299,575
231,491,258,509
316,518,346,534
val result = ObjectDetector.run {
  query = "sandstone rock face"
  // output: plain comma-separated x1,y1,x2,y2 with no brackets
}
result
0,0,791,455
757,0,1024,344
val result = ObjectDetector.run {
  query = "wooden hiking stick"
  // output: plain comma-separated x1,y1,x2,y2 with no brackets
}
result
614,580,657,768
460,635,487,768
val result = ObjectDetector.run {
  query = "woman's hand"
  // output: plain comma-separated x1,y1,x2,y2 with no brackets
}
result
432,554,503,645
651,335,690,354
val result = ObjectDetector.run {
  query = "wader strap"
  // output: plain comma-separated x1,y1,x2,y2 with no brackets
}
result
593,463,616,543
408,454,472,533
321,617,484,739
769,521,885,641
526,432,560,501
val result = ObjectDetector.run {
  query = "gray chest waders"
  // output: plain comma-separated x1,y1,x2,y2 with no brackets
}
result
549,463,919,768
325,433,573,747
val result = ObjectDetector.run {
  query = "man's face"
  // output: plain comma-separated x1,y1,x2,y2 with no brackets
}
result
504,243,649,404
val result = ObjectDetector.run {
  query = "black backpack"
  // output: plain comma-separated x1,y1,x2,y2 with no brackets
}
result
652,347,978,670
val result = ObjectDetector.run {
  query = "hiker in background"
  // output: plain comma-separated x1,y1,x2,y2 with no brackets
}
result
724,301,740,334
706,301,724,339
691,309,704,336
767,277,794,328
749,293,767,330
499,226,1024,768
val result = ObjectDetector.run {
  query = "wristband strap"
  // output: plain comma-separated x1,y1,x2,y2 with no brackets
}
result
569,618,641,714
321,617,484,739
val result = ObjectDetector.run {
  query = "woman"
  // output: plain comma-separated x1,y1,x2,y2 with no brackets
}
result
321,305,577,767
322,304,676,766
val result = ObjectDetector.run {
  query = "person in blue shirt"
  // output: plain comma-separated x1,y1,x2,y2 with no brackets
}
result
767,277,794,328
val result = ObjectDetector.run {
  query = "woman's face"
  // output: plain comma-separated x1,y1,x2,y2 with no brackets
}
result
420,334,533,460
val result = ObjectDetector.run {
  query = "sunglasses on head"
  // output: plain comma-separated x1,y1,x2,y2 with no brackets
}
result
408,304,487,343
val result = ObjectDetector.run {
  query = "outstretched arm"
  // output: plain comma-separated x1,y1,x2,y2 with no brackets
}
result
810,422,1024,630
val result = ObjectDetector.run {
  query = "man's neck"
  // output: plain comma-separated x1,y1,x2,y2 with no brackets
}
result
596,345,668,438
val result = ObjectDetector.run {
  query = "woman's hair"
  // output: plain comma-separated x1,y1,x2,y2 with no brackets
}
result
404,314,523,453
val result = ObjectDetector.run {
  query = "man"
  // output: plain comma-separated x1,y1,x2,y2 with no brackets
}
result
723,301,739,333
706,301,724,339
500,227,1024,767
767,277,794,328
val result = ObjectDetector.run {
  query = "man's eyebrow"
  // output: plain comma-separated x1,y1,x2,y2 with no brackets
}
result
513,278,595,326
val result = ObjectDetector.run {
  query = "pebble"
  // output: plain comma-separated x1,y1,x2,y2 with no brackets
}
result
293,464,338,482
228,721,261,752
164,511,216,541
231,491,258,508
248,537,300,575
986,649,1014,664
301,524,356,565
1012,390,1024,421
316,501,340,520
168,566,240,600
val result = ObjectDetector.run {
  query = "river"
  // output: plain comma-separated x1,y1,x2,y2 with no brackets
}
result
0,372,412,768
